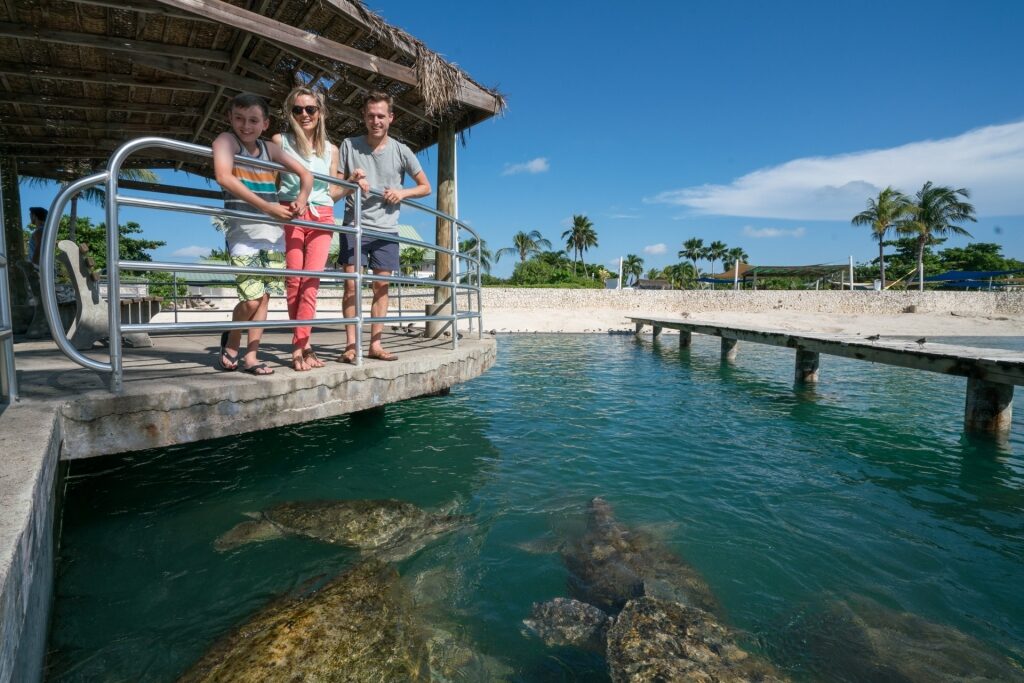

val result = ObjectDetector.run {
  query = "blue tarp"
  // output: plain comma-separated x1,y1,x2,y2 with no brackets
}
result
923,269,1023,282
697,277,736,284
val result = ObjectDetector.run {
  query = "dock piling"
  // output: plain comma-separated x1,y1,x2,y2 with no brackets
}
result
679,330,692,348
653,325,663,337
721,338,738,362
965,377,1014,435
794,349,820,384
635,322,643,336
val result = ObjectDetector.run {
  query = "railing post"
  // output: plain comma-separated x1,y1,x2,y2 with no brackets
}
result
354,188,363,365
450,219,458,350
106,163,123,391
0,160,17,402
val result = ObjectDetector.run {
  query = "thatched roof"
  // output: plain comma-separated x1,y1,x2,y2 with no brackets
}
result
0,0,505,182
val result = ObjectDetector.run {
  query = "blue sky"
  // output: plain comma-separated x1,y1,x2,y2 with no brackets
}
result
19,0,1024,278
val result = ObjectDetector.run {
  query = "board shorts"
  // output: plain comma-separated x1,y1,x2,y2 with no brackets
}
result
231,250,285,301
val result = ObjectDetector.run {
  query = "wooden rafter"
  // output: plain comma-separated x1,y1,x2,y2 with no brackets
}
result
0,61,218,93
0,21,229,62
0,93,204,115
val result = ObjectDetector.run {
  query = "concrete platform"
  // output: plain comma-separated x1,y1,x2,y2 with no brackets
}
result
0,328,495,683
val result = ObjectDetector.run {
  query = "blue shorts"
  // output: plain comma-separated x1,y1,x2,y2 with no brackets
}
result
337,233,399,272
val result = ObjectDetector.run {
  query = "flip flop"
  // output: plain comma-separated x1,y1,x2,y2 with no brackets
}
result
219,337,239,372
240,362,274,376
367,350,398,361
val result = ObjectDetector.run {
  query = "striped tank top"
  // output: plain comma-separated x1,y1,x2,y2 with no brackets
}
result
224,134,282,255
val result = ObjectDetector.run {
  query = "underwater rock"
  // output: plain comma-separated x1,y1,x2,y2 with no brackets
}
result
178,559,504,683
214,498,465,560
562,497,718,614
523,597,612,650
606,596,787,683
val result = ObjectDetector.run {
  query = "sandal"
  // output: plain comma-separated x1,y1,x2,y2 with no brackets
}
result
338,347,358,365
302,348,324,368
219,334,239,372
240,362,274,376
291,354,310,372
367,349,398,361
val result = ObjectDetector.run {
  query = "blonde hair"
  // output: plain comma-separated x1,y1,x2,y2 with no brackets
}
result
283,86,329,159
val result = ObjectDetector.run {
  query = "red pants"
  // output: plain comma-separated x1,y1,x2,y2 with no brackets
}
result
283,204,333,350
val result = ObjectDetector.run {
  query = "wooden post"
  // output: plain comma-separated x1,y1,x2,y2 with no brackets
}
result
964,377,1013,435
721,337,738,361
652,325,662,337
679,330,692,348
794,348,820,384
426,121,455,338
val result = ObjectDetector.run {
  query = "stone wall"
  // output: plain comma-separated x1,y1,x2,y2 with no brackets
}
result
480,289,1024,316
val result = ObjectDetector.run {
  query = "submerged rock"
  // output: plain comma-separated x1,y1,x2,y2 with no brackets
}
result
562,497,718,614
178,559,504,682
214,498,465,560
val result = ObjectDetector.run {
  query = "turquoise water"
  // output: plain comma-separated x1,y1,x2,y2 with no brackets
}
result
47,334,1024,681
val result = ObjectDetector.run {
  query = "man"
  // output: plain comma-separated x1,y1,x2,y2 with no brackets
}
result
26,206,48,268
336,91,431,363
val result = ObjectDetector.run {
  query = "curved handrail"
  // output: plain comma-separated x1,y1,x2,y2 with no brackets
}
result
40,171,112,373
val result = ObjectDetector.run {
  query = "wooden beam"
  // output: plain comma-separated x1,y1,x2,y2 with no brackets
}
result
127,50,279,97
0,22,230,63
118,179,221,199
66,0,218,23
0,118,193,135
0,61,216,93
147,0,501,113
426,121,455,338
0,93,204,116
0,137,127,148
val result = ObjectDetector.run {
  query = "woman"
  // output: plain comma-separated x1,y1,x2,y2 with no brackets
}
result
273,86,343,371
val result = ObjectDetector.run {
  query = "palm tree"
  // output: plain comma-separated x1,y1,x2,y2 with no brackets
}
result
897,182,976,291
399,246,427,276
645,267,662,280
562,214,597,275
663,262,697,289
678,237,704,273
851,186,912,288
622,253,644,286
722,246,749,272
459,237,492,274
706,240,728,276
495,230,551,263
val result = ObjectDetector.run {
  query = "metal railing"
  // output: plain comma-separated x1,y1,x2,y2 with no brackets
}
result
0,162,16,403
40,137,483,392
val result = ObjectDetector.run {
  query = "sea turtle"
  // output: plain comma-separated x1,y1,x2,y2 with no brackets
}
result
214,498,466,561
776,595,1024,682
178,559,508,682
523,497,787,681
562,496,719,614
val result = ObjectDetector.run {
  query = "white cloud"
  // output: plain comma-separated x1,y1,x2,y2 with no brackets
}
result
609,213,639,219
502,157,549,176
171,245,213,258
643,243,667,255
742,226,806,239
649,120,1024,219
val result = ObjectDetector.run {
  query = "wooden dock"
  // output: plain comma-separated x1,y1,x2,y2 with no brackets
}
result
629,316,1023,436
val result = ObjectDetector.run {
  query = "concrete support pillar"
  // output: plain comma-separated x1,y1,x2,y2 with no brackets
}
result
652,325,662,337
721,337,738,361
634,322,643,335
964,377,1013,435
794,349,820,384
427,121,455,339
679,330,692,348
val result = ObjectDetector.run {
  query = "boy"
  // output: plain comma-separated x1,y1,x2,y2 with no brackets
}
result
336,91,431,363
212,93,313,375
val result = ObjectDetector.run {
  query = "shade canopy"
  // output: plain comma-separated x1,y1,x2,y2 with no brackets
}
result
0,0,505,182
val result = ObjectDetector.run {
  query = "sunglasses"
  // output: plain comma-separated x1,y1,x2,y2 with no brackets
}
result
291,105,320,116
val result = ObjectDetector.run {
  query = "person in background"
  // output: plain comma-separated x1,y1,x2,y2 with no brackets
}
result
336,91,431,363
212,92,312,375
272,86,344,372
26,206,48,268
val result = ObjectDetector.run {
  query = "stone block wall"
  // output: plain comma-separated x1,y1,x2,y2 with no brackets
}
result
479,289,1024,316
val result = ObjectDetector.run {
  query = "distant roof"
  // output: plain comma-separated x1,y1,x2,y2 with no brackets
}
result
1,0,505,181
743,264,846,277
923,269,1024,282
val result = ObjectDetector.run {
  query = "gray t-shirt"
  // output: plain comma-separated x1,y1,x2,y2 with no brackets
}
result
339,136,423,233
